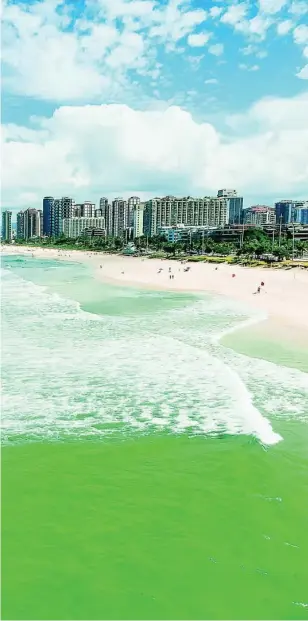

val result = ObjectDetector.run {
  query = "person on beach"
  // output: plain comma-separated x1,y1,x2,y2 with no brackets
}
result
253,286,261,295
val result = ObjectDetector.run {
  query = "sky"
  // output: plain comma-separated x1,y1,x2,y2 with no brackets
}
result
1,0,308,214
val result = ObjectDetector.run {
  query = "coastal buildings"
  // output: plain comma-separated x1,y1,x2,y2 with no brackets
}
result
275,200,308,224
244,205,276,226
111,198,127,238
217,189,244,224
17,208,42,239
143,196,229,237
128,196,140,229
61,217,105,239
2,210,12,242
43,197,54,236
133,203,144,238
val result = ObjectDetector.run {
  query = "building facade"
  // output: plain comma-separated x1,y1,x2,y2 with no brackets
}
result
99,198,112,236
244,205,276,226
143,196,229,237
43,197,54,236
217,190,243,224
133,203,144,238
128,196,140,229
17,208,42,239
61,217,105,238
275,200,308,224
112,198,127,238
2,210,12,242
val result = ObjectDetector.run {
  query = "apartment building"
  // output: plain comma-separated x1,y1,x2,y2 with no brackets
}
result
17,208,42,239
133,203,144,238
61,217,105,238
244,205,276,226
2,210,12,242
143,196,229,236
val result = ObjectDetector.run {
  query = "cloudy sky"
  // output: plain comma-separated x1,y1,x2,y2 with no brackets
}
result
2,0,308,214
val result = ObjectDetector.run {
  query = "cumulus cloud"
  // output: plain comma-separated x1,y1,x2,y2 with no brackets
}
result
208,43,224,55
2,93,308,210
1,0,208,102
187,32,212,47
277,19,293,35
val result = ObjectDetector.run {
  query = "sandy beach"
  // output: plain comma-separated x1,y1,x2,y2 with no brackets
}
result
2,244,308,335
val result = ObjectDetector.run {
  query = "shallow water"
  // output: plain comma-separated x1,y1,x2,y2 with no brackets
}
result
1,254,308,620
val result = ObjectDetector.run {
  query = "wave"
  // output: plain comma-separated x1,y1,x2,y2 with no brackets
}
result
1,264,307,446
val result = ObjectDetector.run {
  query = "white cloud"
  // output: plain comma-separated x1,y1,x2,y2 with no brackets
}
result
187,32,212,47
221,3,248,26
2,92,308,209
293,24,308,45
297,64,308,79
1,0,209,102
304,46,308,58
209,6,223,18
205,78,219,84
208,43,224,56
241,44,268,57
289,1,308,16
258,0,287,14
239,63,260,71
277,19,293,35
221,5,272,40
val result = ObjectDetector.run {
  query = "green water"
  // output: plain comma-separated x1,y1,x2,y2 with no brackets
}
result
2,255,308,620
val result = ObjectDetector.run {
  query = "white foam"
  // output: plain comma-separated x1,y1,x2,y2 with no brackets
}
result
2,264,307,446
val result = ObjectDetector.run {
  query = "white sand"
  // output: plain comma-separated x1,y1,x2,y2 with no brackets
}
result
2,245,308,334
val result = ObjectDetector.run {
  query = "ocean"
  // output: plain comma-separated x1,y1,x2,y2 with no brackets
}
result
2,254,308,620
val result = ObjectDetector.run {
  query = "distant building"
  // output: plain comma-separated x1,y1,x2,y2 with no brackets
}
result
61,217,105,239
275,200,308,224
144,196,229,237
17,211,25,239
2,210,12,242
83,227,106,238
43,197,54,236
133,203,144,238
99,198,112,236
244,205,276,226
112,198,127,238
17,208,42,239
217,189,243,224
217,189,238,198
158,224,214,243
128,196,140,229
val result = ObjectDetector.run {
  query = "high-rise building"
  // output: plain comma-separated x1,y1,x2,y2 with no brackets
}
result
17,211,25,239
112,198,127,238
217,189,243,224
217,189,238,198
61,197,75,219
81,202,95,218
275,200,308,224
143,196,229,236
17,208,42,239
61,217,105,239
244,205,276,226
99,198,112,236
43,197,54,236
51,199,63,237
2,210,12,242
133,203,144,238
128,196,140,229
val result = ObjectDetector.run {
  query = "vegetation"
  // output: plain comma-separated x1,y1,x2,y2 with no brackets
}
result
11,227,308,265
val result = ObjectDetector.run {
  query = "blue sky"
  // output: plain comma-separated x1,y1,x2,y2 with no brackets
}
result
2,0,308,213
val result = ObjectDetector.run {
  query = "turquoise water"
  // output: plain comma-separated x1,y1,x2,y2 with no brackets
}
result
2,254,308,620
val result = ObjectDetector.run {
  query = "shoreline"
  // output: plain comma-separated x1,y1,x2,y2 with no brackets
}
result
2,244,308,342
